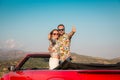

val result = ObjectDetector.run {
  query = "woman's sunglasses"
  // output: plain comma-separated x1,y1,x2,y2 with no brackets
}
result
52,33,59,35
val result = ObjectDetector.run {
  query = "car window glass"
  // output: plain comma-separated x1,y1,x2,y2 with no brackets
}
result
21,57,49,70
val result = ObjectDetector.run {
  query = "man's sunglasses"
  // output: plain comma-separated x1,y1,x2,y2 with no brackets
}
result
58,29,65,31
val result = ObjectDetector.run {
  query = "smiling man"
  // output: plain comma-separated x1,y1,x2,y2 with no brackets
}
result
57,24,76,63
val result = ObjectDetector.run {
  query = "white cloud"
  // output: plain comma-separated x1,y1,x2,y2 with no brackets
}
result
0,39,24,50
6,39,16,48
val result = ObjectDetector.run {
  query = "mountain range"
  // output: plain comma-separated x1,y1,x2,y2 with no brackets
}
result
0,49,120,64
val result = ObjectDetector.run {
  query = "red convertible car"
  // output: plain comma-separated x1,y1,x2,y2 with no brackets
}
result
1,52,120,80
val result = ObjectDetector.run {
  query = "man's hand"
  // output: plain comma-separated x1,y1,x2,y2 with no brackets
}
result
72,26,76,33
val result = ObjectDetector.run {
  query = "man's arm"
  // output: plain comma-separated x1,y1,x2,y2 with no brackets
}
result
68,26,76,39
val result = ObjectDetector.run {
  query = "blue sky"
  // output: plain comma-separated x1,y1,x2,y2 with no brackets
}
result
0,0,120,59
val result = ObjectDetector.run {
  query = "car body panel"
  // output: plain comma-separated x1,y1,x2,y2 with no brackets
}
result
1,70,120,80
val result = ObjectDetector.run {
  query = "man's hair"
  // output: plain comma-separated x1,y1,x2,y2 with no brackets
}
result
57,24,65,29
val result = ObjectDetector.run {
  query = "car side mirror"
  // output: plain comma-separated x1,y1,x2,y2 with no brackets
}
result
8,65,15,71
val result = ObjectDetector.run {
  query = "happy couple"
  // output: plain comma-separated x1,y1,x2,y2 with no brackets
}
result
48,24,76,70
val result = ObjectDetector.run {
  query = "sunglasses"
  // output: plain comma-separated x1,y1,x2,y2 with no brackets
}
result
52,33,59,35
58,28,64,31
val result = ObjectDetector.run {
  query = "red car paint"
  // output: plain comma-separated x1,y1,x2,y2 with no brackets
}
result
1,53,120,80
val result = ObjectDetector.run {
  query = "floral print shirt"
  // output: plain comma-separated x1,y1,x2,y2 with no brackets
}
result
58,33,71,62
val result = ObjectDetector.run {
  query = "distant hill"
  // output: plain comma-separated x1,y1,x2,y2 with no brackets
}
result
0,49,26,61
0,49,120,64
71,53,120,64
111,57,120,64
